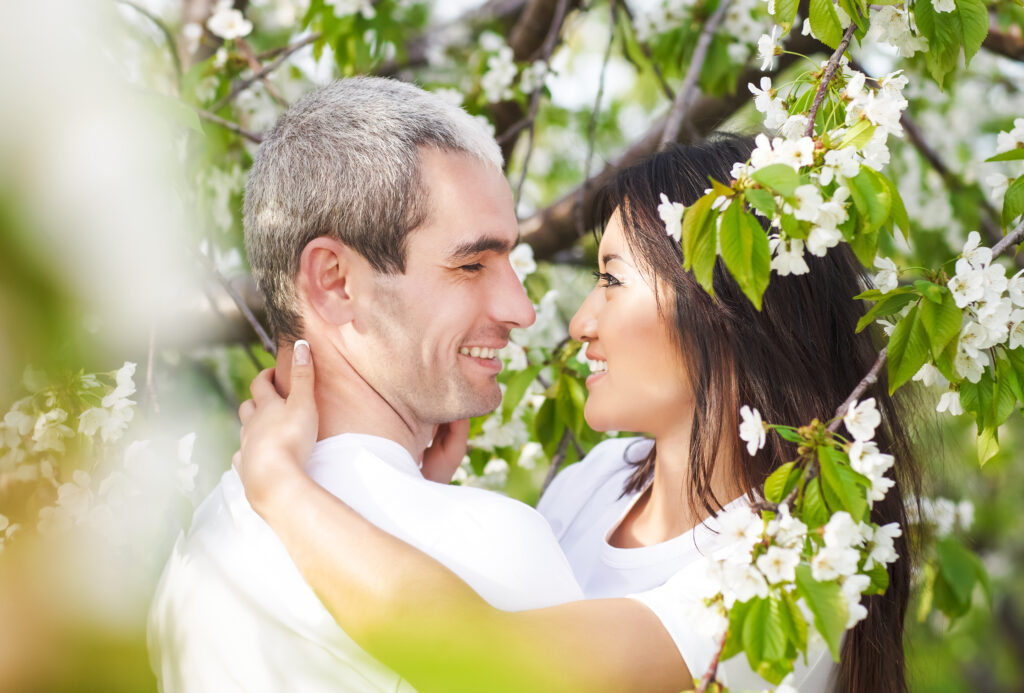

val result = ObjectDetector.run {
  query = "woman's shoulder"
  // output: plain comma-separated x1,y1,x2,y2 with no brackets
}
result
536,436,651,526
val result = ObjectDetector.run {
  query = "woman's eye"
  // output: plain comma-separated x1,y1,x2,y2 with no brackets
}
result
592,270,621,287
460,263,484,272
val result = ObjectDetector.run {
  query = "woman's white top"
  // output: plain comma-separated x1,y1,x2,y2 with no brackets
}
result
538,437,835,692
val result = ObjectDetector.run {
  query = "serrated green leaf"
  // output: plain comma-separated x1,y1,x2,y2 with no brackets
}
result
808,0,845,47
850,168,892,235
936,537,979,606
957,0,989,64
914,280,944,304
887,304,930,393
978,425,999,466
745,188,777,218
795,565,848,661
838,120,876,150
780,589,808,653
721,206,771,309
802,477,830,529
919,289,963,359
681,193,714,272
752,164,801,198
765,461,797,503
1003,176,1024,226
865,562,890,594
722,598,755,661
774,0,800,29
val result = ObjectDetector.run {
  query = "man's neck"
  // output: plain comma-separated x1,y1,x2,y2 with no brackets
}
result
275,344,434,462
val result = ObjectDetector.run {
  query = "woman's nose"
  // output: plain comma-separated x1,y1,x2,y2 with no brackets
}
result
569,289,600,344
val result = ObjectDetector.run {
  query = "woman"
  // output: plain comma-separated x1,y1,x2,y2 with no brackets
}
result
235,135,919,692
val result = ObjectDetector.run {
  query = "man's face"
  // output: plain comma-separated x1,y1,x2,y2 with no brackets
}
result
353,148,535,425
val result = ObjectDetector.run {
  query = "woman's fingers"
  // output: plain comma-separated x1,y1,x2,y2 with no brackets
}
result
239,399,256,425
288,340,315,410
249,367,278,402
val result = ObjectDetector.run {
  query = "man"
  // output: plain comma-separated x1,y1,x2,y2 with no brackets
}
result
148,77,584,692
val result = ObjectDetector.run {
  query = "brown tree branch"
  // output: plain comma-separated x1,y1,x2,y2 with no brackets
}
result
210,33,321,111
804,22,858,138
194,107,264,143
660,0,734,147
696,629,729,693
983,25,1024,63
192,246,276,356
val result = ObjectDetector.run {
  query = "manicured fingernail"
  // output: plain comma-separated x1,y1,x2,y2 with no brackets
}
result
294,339,311,365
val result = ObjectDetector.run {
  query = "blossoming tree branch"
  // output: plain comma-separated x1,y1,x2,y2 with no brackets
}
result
2,0,1022,689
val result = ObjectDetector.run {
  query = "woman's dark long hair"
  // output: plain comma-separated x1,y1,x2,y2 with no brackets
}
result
597,133,921,692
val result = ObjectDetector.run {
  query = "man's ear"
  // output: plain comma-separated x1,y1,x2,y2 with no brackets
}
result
296,237,364,326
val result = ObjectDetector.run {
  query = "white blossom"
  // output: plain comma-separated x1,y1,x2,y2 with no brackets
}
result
841,573,871,627
509,243,537,282
739,405,766,455
658,193,685,243
873,256,900,293
756,27,782,71
519,60,549,94
768,503,808,549
32,408,74,453
843,398,881,442
824,511,865,549
807,226,842,257
724,562,770,602
866,522,901,569
811,544,860,581
792,184,823,222
936,390,964,415
996,118,1024,155
770,236,810,276
756,545,800,583
956,500,975,531
207,7,253,40
481,46,516,103
1008,270,1024,307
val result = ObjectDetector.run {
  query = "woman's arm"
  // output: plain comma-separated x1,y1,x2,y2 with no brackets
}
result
237,345,690,693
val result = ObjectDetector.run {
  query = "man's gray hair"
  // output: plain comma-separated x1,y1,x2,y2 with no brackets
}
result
244,77,503,342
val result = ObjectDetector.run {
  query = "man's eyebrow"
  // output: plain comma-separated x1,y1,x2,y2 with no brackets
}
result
446,236,516,262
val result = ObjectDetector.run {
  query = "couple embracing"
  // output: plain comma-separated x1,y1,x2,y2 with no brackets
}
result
149,77,917,692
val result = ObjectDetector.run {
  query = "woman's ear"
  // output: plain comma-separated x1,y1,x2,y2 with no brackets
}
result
296,237,363,326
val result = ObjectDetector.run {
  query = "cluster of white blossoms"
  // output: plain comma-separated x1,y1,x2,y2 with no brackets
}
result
479,33,517,103
911,497,975,537
633,0,770,65
863,5,927,57
0,363,200,547
207,0,254,41
986,119,1024,210
711,397,902,660
946,232,1024,384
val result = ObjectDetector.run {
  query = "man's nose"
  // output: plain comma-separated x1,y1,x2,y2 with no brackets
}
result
494,261,536,329
569,289,599,343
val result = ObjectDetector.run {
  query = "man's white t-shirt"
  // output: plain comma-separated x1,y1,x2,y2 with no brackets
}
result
538,437,836,692
148,433,584,693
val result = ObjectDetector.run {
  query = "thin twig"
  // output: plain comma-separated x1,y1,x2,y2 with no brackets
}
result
192,246,277,356
696,629,729,693
210,33,321,112
195,107,264,143
577,0,617,238
514,0,574,211
541,428,571,493
659,0,734,147
234,38,289,107
804,22,858,138
115,0,182,87
616,1,674,101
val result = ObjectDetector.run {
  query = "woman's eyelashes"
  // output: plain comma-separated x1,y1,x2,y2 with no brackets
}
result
592,270,623,287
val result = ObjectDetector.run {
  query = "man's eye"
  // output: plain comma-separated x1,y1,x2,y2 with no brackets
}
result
460,263,484,272
592,270,621,287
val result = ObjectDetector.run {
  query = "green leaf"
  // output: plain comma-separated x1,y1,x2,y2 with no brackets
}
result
502,364,543,423
743,597,787,672
887,304,931,393
773,426,805,443
795,565,848,661
935,537,978,607
849,168,892,235
865,562,890,594
914,280,944,304
720,206,771,309
780,590,808,653
985,149,1024,163
855,288,917,333
764,461,797,504
774,0,800,29
808,0,845,48
533,398,560,458
978,425,999,466
681,193,716,294
801,477,830,529
956,0,989,65
1003,175,1024,226
837,120,876,150
722,598,755,661
919,288,963,359
745,188,777,218
818,447,857,515
882,175,910,239
751,164,800,198
554,376,582,432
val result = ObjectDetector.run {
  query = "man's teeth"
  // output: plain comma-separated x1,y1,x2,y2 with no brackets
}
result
459,347,498,359
587,359,608,373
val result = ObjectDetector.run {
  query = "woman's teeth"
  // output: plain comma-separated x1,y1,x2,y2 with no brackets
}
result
459,347,498,359
587,359,608,373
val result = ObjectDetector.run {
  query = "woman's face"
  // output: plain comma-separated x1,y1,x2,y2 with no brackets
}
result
569,209,693,435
